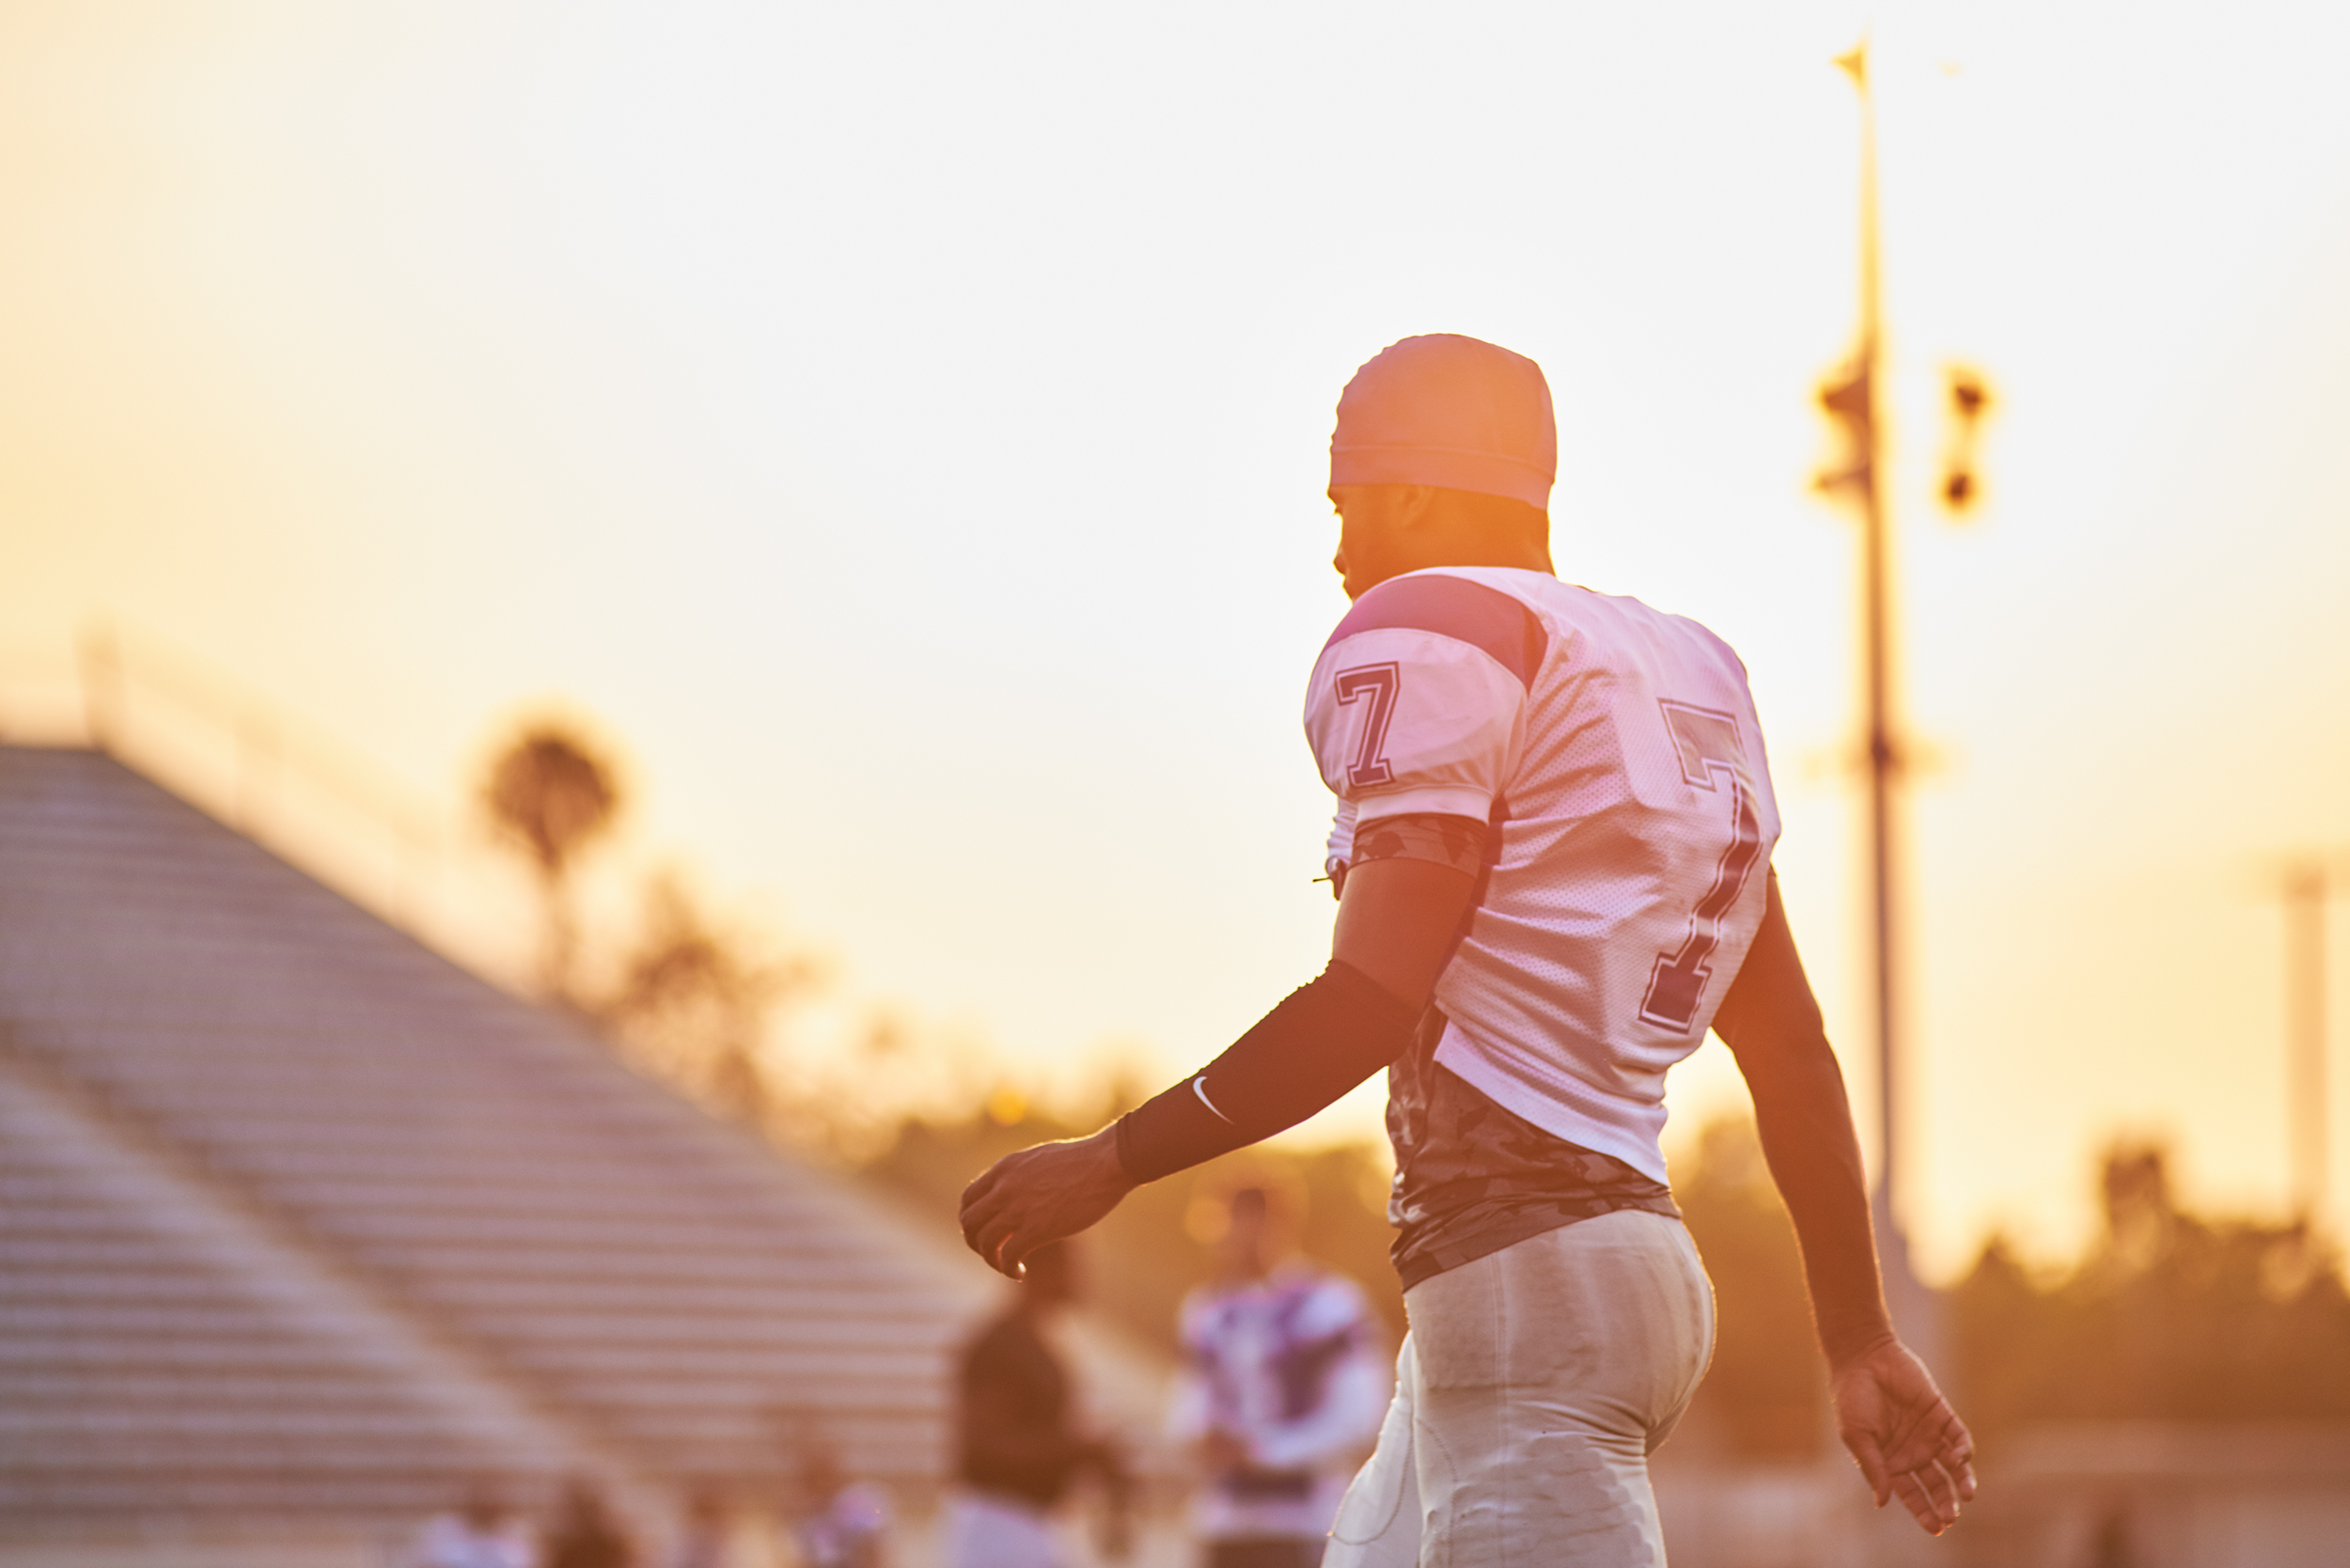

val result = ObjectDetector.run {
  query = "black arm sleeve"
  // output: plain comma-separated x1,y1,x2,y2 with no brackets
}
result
1111,959,1419,1184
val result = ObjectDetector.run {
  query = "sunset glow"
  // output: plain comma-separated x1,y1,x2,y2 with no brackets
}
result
5,0,2349,1281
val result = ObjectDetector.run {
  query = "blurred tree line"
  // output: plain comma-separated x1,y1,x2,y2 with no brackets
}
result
807,1081,2350,1468
478,718,2350,1465
1950,1141,2350,1445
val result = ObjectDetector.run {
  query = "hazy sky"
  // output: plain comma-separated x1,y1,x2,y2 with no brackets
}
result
6,0,2348,1277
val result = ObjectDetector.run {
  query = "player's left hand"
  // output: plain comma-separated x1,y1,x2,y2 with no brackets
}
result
1829,1337,1977,1535
959,1126,1134,1278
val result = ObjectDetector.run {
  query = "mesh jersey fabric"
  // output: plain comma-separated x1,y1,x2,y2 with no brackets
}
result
1305,566,1782,1184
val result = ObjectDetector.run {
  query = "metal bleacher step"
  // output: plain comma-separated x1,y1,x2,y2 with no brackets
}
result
0,743,1048,1544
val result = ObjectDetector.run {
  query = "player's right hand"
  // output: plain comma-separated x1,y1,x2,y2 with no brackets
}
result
959,1125,1134,1278
1829,1338,1977,1535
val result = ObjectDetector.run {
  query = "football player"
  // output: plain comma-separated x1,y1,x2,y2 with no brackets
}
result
961,334,1973,1563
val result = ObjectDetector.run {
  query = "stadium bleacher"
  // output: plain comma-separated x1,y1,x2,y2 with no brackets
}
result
0,744,1073,1560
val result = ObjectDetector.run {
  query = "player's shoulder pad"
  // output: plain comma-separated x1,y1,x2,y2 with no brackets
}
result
1321,571,1549,692
1682,611,1752,680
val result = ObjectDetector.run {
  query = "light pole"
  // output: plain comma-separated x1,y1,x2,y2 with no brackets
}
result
1813,41,1942,1340
2282,862,2330,1225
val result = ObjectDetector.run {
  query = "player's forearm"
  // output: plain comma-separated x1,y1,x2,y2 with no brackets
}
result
1716,872,1894,1367
1112,958,1418,1183
1743,1046,1893,1367
1111,855,1468,1183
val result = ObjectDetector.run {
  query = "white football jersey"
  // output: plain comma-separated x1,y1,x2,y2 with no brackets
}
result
1305,566,1780,1183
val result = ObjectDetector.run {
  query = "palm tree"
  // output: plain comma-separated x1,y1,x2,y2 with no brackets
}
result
603,874,815,1132
481,723,621,1002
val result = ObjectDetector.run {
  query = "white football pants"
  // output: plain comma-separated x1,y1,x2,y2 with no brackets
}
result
1323,1210,1716,1568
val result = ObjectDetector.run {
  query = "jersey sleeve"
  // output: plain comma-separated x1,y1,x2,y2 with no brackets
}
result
1304,572,1545,823
1324,797,1357,880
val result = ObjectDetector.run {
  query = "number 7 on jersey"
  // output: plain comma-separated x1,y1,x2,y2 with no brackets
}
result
1638,700,1765,1032
1334,664,1401,789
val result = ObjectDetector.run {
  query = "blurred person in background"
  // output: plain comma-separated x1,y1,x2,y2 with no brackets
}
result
950,1239,1124,1568
964,334,1975,1563
667,1485,734,1568
543,1477,634,1568
412,1480,537,1568
1170,1181,1387,1568
788,1436,889,1568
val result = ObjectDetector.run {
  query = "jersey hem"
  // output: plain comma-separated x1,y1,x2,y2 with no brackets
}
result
1431,1029,1673,1184
1391,1195,1683,1291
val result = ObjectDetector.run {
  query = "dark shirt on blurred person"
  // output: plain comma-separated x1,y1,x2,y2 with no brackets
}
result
542,1479,633,1568
949,1241,1123,1568
957,1303,1092,1505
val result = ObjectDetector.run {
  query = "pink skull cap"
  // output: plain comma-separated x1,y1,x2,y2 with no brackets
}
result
1329,334,1557,510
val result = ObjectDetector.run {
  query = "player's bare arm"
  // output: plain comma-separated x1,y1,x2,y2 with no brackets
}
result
958,857,1476,1278
1712,870,1977,1535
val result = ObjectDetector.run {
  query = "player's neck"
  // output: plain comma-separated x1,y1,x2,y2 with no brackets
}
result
1362,538,1554,593
1435,539,1553,575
